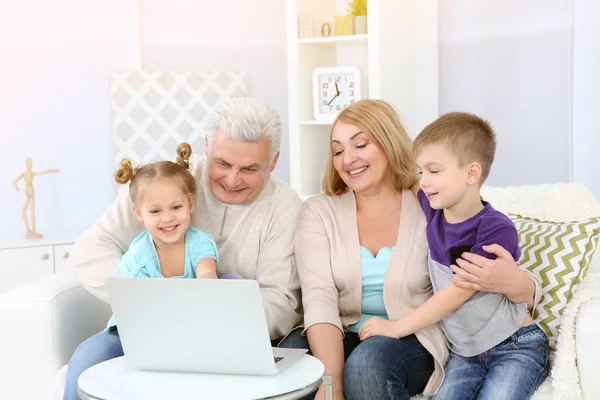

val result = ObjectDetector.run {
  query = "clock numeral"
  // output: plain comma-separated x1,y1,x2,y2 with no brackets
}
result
323,83,329,89
323,100,328,105
322,91,327,96
336,105,342,110
350,98,355,104
328,77,333,83
328,105,333,110
349,82,354,88
335,76,341,83
350,90,354,96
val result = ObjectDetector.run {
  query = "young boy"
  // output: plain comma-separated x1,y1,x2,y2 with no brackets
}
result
358,112,549,399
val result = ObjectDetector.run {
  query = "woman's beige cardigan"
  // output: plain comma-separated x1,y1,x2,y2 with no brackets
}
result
295,189,449,395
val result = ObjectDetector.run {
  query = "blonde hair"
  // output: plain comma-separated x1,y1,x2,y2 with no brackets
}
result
115,142,196,204
413,112,496,183
322,100,417,196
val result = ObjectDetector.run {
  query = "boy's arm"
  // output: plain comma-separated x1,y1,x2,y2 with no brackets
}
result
359,284,475,340
396,284,476,337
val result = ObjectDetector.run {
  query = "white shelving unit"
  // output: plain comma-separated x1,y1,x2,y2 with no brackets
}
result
286,0,439,198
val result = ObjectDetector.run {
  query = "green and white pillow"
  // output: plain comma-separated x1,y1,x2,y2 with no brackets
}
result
508,214,600,350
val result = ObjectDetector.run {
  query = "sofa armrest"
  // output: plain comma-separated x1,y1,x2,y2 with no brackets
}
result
0,271,112,400
576,279,600,400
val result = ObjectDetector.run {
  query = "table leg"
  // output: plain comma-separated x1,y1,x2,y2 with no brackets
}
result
322,374,333,400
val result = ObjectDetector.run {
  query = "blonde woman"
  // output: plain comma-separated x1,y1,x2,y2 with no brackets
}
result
282,100,540,400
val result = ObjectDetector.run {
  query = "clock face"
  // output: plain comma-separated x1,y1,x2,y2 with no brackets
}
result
317,73,359,114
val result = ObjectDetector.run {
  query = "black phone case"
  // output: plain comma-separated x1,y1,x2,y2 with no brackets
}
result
449,245,473,268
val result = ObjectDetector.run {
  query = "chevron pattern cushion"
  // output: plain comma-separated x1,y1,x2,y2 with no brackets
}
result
509,214,600,350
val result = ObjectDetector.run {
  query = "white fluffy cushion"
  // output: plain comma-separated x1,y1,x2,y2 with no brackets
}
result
480,183,600,223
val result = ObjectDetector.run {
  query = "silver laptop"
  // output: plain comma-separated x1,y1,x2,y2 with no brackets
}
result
105,277,307,375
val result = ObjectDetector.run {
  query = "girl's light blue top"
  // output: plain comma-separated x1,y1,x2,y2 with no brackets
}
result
347,246,394,333
106,227,218,328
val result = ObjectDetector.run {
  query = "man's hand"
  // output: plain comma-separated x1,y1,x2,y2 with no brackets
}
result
358,317,400,341
451,244,534,305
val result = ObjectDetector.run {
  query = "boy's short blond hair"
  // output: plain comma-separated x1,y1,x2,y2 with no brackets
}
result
413,112,496,184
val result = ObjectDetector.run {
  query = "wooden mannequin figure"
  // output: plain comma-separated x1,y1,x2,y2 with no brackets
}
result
12,157,59,239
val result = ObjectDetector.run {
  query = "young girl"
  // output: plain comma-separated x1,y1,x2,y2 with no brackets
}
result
63,142,239,400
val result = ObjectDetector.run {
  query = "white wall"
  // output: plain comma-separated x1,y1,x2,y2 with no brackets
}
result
0,0,140,237
139,0,291,182
438,0,572,187
573,0,600,200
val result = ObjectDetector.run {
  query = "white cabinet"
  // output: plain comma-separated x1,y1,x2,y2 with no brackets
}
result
0,246,55,294
54,244,74,274
285,0,439,197
0,232,79,294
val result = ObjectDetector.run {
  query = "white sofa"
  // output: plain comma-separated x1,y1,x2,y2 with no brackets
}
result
1,183,599,400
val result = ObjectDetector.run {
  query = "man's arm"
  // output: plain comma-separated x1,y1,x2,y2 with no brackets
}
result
255,202,303,340
68,186,143,302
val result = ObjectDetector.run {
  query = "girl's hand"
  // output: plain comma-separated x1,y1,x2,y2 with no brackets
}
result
358,317,400,341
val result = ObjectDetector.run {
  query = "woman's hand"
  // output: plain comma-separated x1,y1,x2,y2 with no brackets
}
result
451,244,535,306
358,317,400,341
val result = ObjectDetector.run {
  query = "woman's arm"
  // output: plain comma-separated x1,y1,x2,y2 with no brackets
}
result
306,323,346,399
295,201,346,399
359,284,475,340
451,244,538,310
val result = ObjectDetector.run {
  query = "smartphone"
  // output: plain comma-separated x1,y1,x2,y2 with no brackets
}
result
449,245,472,269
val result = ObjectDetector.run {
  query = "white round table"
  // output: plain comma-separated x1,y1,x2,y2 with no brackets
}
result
77,355,325,400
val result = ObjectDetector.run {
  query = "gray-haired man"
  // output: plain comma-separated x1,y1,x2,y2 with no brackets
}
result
63,98,303,400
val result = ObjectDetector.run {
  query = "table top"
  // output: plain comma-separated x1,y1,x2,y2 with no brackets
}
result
78,354,324,400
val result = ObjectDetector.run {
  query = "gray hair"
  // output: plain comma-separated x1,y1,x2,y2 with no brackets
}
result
205,98,282,162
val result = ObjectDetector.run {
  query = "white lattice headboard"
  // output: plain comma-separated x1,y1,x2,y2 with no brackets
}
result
109,70,249,164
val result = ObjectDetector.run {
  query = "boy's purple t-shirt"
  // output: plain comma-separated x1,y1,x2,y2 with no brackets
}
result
417,189,528,356
417,190,521,266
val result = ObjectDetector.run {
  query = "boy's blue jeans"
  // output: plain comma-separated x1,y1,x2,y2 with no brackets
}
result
63,327,123,400
432,324,550,400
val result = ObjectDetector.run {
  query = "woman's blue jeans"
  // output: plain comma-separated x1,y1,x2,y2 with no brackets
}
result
63,327,123,400
279,328,434,400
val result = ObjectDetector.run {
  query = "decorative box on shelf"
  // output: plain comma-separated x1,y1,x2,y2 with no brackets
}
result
0,231,81,294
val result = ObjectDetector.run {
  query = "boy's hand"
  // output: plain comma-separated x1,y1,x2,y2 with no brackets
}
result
358,317,401,341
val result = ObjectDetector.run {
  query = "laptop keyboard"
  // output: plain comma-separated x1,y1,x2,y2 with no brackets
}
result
274,356,284,363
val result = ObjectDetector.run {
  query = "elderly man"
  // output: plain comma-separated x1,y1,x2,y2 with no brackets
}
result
63,98,303,400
